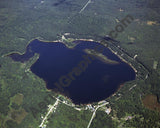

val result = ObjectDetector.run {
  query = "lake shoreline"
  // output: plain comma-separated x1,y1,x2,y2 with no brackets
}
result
7,37,137,105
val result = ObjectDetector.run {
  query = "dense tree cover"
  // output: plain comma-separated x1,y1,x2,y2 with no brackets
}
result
91,111,116,128
124,110,160,128
0,0,160,127
47,103,92,128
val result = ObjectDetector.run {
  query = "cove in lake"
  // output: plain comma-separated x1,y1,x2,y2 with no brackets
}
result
9,39,135,104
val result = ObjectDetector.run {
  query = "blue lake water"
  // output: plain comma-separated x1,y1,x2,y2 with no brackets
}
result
9,39,135,104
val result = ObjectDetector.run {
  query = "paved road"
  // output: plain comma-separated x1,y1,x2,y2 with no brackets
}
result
39,98,59,128
79,0,92,13
87,102,109,128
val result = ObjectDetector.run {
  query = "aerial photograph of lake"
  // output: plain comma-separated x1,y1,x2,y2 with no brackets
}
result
9,39,136,104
